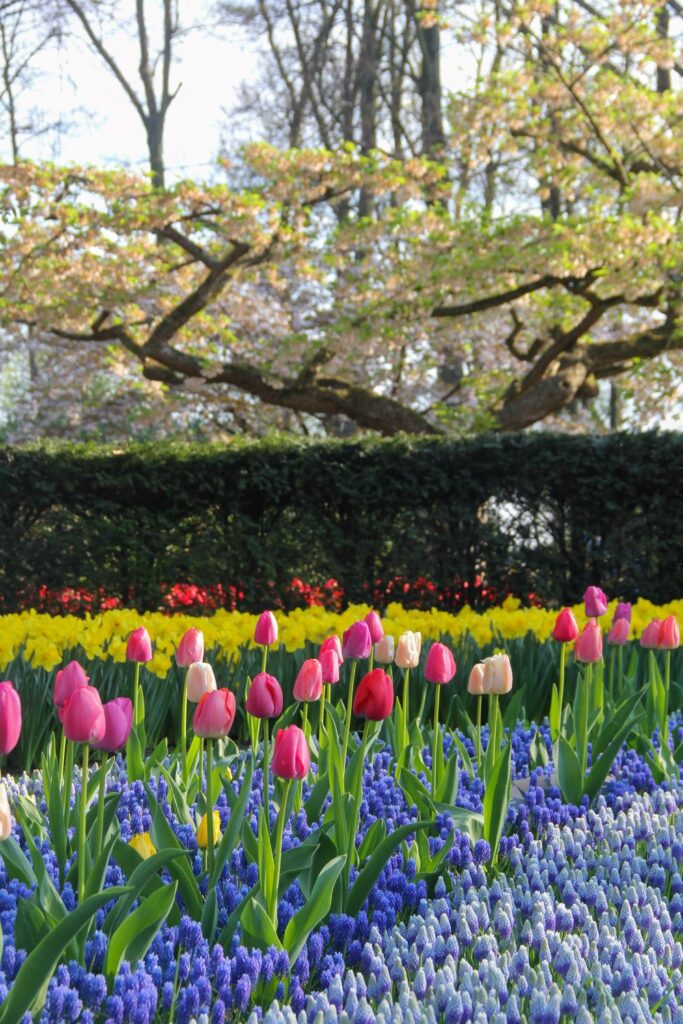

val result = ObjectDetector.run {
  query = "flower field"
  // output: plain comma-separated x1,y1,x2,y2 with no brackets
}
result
0,595,682,1023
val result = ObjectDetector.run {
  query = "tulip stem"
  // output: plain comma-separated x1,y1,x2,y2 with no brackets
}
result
78,744,89,903
58,731,66,794
663,650,671,747
344,718,370,898
262,718,270,827
94,756,109,857
556,643,566,741
402,669,410,750
206,739,215,879
180,668,188,771
261,645,268,674
580,664,591,776
341,660,358,776
432,685,441,797
476,696,482,777
132,662,141,725
270,778,292,924
617,645,623,703
319,684,326,754
63,738,74,825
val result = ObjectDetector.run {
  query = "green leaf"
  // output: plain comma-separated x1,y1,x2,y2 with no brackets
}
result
240,895,282,952
357,818,386,864
436,747,458,805
258,806,275,912
104,848,190,936
482,739,511,863
283,855,346,966
211,759,254,887
105,882,178,981
585,703,643,802
549,683,560,741
201,887,218,941
398,767,434,818
145,786,203,920
0,836,36,887
557,735,583,805
347,820,434,917
448,730,474,779
241,817,259,866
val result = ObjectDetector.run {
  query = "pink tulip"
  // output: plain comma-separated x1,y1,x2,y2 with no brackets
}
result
583,586,608,618
0,783,12,840
245,672,283,719
640,619,662,649
186,662,217,703
342,621,372,660
353,669,394,721
293,659,323,702
482,654,513,695
575,619,603,663
552,608,579,644
61,685,106,745
320,649,341,684
271,725,310,779
176,628,204,667
658,615,680,650
320,635,343,664
364,611,384,644
613,602,632,624
0,682,21,756
126,627,152,663
468,663,486,695
424,643,456,685
53,661,89,710
93,698,133,753
192,688,236,739
373,635,395,664
254,611,278,647
607,618,630,645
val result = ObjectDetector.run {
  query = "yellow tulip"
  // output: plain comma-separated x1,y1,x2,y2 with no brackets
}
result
129,832,156,860
197,811,222,849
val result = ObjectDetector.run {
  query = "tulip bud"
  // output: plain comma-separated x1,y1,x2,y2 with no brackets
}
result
186,662,217,703
395,631,421,670
364,611,384,644
640,619,662,649
320,649,341,684
176,628,205,667
93,698,133,753
0,783,12,841
197,810,222,849
468,663,486,695
320,635,343,663
373,635,395,665
482,654,513,695
293,659,323,702
254,611,278,647
0,682,21,756
129,832,156,860
352,669,394,721
424,643,456,685
583,586,608,618
53,661,89,710
613,602,632,624
61,685,106,745
575,619,603,663
126,627,153,663
552,608,579,644
245,672,283,719
271,725,310,780
342,621,372,660
658,615,680,650
192,688,236,739
607,618,630,646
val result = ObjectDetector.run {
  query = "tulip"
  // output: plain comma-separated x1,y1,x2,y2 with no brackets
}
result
246,672,283,719
129,832,156,860
364,611,384,645
0,783,12,841
574,619,603,663
293,659,323,702
607,618,630,645
583,586,608,618
658,615,680,650
613,602,632,624
53,661,89,710
373,635,395,665
126,626,153,663
93,698,133,753
394,631,421,670
176,627,204,667
192,688,236,739
342,621,372,661
186,662,217,703
197,810,222,849
468,664,486,772
320,635,343,663
0,682,21,756
552,608,579,644
482,654,513,695
353,669,394,721
271,725,310,780
254,611,278,648
640,619,662,649
61,685,106,745
424,643,456,685
320,649,340,684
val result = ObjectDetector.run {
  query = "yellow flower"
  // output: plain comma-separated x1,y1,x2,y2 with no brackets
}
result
223,767,233,782
197,811,222,849
129,832,156,860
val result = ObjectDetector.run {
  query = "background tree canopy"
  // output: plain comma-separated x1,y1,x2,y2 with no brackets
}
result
0,0,681,440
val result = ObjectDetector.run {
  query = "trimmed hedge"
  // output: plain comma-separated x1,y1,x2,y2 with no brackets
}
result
0,432,680,612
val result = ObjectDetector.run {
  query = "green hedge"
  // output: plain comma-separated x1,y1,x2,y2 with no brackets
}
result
0,432,681,611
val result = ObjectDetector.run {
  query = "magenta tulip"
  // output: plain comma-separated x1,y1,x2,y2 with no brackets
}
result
342,621,372,660
61,685,106,745
424,643,456,685
272,725,310,779
613,602,632,624
193,688,236,739
607,618,630,645
353,669,394,721
54,661,89,710
245,672,283,719
0,682,21,756
575,619,603,663
320,635,343,664
583,586,608,618
364,611,384,644
293,659,323,702
254,611,278,647
126,627,152,663
93,698,133,753
658,615,680,650
176,628,204,667
640,619,662,649
552,608,579,644
320,649,340,684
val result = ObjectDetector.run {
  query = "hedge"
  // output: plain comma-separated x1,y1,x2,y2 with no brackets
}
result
0,432,680,612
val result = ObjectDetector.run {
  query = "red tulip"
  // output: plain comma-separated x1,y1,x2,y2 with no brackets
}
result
640,619,662,649
293,659,323,702
658,615,680,650
364,611,384,644
575,619,603,663
176,628,204,667
271,725,310,780
552,608,579,644
61,685,106,745
126,627,152,663
53,661,89,710
254,611,278,647
192,688,236,739
583,586,608,618
93,698,133,752
245,672,283,719
320,649,340,684
320,635,343,664
353,669,394,721
0,682,21,756
607,618,630,645
342,621,372,660
424,643,456,685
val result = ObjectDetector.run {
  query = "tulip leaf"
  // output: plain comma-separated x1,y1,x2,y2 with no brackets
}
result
357,818,386,864
482,739,511,864
448,730,474,779
284,855,346,966
436,746,458,805
105,881,178,981
145,786,203,920
212,758,254,887
346,820,435,917
549,683,561,742
398,767,434,819
104,848,190,936
201,887,218,941
0,835,36,887
557,736,583,806
240,895,282,952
